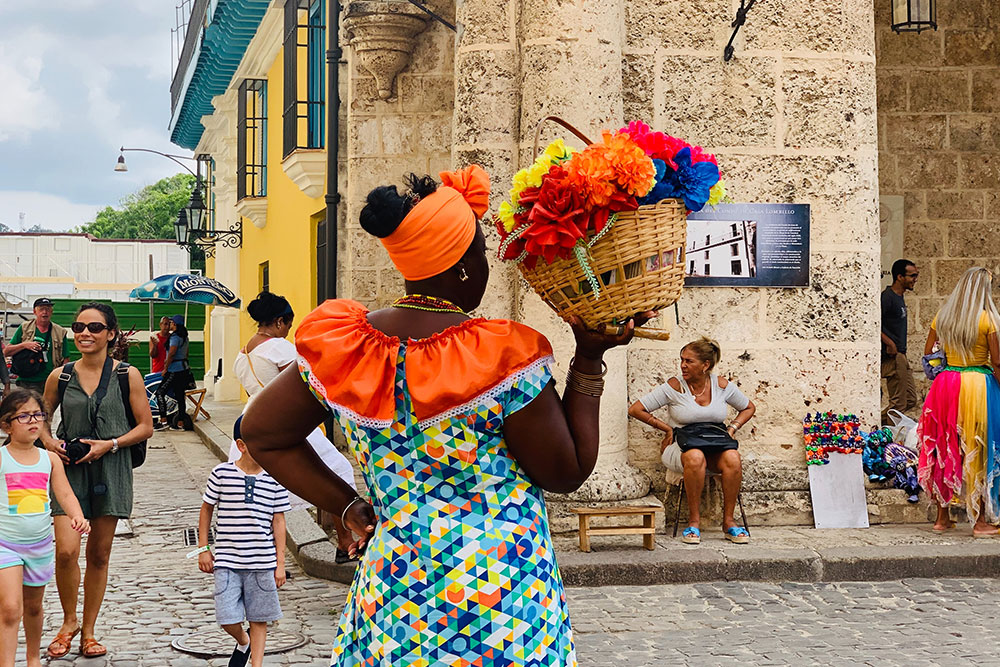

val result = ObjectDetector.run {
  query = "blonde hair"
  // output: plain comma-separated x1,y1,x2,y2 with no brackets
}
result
936,267,1000,360
682,337,722,371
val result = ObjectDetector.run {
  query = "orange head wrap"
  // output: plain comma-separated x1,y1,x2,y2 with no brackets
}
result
381,164,490,281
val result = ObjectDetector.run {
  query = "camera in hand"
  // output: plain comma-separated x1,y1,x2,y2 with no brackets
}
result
64,439,91,465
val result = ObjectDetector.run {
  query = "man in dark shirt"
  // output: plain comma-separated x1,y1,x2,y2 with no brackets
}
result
881,259,919,424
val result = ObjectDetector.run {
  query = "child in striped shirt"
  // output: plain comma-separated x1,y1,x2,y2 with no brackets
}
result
197,416,290,667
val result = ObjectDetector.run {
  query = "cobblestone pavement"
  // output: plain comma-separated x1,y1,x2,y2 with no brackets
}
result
32,431,348,666
26,429,1000,665
570,579,1000,666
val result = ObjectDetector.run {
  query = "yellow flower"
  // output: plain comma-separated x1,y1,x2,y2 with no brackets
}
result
708,180,726,207
526,160,550,188
510,168,531,202
542,138,574,162
498,201,516,232
509,140,577,205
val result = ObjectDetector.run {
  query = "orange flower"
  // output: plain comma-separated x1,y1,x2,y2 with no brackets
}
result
599,131,656,197
564,147,616,209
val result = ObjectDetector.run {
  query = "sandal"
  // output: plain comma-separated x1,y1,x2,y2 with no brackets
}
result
973,529,1000,539
681,526,701,544
335,548,359,564
725,526,750,544
931,522,955,534
80,637,107,657
46,629,79,658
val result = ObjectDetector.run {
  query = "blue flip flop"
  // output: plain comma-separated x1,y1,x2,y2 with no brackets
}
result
681,526,701,544
725,526,750,544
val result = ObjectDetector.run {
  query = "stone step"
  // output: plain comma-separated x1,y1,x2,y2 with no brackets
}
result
655,478,934,528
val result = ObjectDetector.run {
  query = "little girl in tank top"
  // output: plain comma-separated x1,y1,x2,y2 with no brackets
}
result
0,389,89,667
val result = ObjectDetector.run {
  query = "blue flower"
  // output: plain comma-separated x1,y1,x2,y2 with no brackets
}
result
638,149,720,211
638,159,679,205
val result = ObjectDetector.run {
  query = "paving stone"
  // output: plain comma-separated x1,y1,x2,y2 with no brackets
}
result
25,429,1000,667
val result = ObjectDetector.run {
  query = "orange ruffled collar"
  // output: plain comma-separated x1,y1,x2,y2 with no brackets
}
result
295,300,553,429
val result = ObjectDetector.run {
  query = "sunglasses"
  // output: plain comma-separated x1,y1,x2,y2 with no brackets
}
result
71,322,111,334
11,412,47,424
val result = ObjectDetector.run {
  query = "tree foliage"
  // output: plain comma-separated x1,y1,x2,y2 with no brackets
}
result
80,173,196,240
0,222,54,233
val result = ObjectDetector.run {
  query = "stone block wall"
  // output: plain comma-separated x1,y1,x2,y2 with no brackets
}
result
341,0,886,523
342,0,456,308
876,0,1000,391
622,0,882,494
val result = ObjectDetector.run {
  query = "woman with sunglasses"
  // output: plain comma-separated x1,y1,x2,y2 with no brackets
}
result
37,303,154,658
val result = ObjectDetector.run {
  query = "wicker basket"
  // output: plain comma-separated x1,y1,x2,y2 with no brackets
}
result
516,117,688,340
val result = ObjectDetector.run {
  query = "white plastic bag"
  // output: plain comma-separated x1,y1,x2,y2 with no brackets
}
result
886,409,919,450
660,441,684,473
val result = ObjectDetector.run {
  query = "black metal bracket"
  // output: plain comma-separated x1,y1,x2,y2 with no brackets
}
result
403,0,456,32
184,221,243,258
723,0,759,62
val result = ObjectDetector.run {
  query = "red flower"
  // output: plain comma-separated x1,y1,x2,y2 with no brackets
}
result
519,169,589,265
688,145,718,166
588,191,638,235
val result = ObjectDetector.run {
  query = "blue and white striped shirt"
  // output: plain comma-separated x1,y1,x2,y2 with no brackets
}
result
203,462,291,570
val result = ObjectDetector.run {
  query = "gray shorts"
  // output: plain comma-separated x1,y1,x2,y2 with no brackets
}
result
213,567,282,625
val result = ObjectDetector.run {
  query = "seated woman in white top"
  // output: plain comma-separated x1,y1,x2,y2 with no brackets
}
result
232,291,359,561
628,337,756,545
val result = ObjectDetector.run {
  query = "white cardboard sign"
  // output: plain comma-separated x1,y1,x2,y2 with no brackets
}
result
808,452,870,529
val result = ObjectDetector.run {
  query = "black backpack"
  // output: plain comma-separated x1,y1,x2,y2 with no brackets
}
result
57,360,147,468
10,328,49,377
10,348,45,378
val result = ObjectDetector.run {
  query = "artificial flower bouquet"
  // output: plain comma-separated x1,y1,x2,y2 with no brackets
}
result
495,118,726,337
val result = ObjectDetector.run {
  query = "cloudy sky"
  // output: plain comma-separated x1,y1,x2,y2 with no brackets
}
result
0,1,190,231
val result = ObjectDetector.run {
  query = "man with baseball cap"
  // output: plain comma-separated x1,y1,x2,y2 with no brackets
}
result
5,297,70,393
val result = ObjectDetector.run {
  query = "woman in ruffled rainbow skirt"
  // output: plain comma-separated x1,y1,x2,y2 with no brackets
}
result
917,267,1000,536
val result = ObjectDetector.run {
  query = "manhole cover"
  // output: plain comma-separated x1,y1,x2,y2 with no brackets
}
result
172,629,308,657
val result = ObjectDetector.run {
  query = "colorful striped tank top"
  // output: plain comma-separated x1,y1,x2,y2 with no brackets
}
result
0,447,52,543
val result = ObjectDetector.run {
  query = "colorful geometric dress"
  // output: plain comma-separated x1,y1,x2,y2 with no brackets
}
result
294,300,577,667
918,312,1000,523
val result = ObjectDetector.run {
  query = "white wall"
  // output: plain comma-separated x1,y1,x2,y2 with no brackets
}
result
0,234,190,302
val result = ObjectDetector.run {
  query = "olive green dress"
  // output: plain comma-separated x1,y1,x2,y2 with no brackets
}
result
51,364,134,519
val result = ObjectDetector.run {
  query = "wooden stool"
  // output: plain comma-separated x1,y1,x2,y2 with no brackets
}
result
184,388,211,421
571,506,664,552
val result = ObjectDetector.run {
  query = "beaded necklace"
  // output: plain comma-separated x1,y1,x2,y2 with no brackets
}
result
391,294,467,315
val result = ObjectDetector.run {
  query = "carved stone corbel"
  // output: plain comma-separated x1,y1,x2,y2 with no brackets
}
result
344,1,429,101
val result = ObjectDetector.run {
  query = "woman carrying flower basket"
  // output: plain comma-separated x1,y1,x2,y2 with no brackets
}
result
240,163,655,665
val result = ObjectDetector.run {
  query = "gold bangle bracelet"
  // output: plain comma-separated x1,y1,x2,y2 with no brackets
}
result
568,358,608,379
566,357,607,396
567,369,605,396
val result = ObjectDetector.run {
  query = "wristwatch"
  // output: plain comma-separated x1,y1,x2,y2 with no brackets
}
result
111,438,120,454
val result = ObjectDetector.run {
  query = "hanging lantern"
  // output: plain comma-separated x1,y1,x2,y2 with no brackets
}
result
891,0,936,33
174,209,189,246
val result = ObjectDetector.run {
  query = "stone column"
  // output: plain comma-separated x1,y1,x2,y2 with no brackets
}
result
203,105,243,402
451,0,520,320
517,0,653,516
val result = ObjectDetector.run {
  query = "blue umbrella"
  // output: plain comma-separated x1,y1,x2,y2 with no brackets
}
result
130,274,241,308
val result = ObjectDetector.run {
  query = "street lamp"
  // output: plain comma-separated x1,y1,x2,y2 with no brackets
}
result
174,209,189,245
114,147,241,257
891,0,936,33
186,187,207,235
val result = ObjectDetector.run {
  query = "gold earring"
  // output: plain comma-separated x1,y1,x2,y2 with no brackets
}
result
459,267,469,282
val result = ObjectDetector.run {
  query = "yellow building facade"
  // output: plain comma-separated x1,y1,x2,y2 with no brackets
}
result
172,2,329,401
